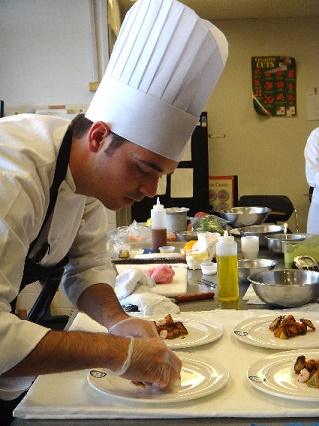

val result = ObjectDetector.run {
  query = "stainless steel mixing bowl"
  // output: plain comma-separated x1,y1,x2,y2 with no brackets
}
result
240,224,284,248
220,206,270,228
248,269,319,307
238,258,276,282
265,233,308,254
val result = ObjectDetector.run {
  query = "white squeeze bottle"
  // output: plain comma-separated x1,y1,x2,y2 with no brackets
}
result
151,197,167,252
216,230,239,301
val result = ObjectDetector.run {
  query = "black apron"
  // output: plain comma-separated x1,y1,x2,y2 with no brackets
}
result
10,126,72,323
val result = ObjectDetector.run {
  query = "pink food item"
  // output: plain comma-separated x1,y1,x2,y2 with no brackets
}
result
145,264,175,284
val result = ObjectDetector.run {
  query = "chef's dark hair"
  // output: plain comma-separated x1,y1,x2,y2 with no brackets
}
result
70,113,126,154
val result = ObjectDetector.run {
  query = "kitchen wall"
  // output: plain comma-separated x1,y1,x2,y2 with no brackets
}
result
205,17,319,233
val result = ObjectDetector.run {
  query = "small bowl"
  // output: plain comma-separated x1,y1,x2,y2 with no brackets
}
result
220,206,270,228
200,262,217,275
248,269,319,307
158,245,175,253
265,234,308,254
238,258,276,282
175,231,198,242
240,224,284,248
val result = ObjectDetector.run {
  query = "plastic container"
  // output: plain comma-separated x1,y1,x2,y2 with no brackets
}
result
200,262,217,275
151,198,167,252
216,231,239,301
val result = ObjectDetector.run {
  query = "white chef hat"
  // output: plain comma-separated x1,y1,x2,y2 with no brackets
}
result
86,0,228,161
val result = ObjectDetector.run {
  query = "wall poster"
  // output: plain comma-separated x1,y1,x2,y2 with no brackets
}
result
252,56,296,117
209,176,238,213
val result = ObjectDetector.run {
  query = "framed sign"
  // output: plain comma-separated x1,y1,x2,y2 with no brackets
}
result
252,56,296,117
209,176,238,212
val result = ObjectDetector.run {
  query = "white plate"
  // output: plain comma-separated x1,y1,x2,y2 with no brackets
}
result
233,312,319,350
151,316,224,349
247,349,319,401
88,353,229,403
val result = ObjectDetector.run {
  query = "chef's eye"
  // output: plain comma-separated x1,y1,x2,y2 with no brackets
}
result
136,164,151,175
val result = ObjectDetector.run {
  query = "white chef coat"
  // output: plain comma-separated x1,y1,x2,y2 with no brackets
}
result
304,127,319,233
0,114,116,398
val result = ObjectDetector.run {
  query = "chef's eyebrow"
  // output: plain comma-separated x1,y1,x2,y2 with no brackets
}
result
139,159,164,174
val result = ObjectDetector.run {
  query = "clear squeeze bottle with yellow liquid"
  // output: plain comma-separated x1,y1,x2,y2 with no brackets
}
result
216,231,239,302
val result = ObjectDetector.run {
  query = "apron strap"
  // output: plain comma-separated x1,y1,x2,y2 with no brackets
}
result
28,126,73,256
11,126,73,319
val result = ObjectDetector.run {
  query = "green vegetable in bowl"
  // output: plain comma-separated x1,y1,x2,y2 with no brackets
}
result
193,215,226,235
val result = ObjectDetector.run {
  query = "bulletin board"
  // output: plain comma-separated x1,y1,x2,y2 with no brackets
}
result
252,56,297,117
131,112,209,222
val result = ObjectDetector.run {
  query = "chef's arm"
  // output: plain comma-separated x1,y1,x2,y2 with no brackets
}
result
2,328,181,388
76,282,159,338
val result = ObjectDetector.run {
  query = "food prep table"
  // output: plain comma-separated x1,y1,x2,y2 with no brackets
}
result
11,249,319,426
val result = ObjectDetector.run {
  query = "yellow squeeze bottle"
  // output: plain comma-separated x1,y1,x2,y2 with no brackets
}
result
216,231,239,302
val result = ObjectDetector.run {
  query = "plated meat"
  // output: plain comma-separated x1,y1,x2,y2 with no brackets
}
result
294,355,319,388
269,315,315,339
155,314,188,340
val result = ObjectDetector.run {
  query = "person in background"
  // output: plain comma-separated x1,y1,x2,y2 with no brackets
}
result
305,127,319,233
0,0,228,422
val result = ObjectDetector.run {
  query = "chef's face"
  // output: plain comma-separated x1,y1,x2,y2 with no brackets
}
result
87,124,178,211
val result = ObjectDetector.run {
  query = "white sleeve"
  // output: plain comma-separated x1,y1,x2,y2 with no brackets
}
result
305,127,319,187
61,199,117,305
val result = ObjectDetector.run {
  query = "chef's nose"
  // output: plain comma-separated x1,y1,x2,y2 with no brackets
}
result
139,176,159,198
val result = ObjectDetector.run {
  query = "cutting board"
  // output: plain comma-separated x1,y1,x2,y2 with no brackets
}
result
115,263,187,296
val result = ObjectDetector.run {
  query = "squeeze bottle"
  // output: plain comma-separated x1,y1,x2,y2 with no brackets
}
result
151,197,167,252
216,230,239,301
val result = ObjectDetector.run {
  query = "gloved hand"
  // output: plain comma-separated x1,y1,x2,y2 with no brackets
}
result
108,316,158,338
121,337,182,388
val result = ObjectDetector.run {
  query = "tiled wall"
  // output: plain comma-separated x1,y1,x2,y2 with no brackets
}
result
16,208,117,319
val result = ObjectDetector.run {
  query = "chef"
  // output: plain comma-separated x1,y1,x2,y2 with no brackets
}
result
305,127,319,233
0,0,228,421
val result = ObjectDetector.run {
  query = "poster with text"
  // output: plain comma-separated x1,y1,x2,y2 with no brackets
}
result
209,176,238,212
252,56,296,117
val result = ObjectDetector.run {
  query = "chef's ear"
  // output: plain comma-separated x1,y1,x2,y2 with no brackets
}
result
88,121,110,152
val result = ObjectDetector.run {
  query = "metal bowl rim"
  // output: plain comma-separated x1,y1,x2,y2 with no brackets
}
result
238,259,276,268
222,206,271,215
240,224,284,232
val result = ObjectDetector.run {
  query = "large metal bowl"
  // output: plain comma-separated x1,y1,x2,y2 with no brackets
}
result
240,224,284,248
238,258,276,282
220,206,270,228
265,234,308,254
248,269,319,307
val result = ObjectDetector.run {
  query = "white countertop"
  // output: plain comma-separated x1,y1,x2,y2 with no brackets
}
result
14,309,319,421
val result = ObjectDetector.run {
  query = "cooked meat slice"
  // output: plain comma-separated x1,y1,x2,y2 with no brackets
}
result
300,318,316,330
294,355,306,374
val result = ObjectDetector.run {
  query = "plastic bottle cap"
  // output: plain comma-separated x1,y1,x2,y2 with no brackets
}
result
218,230,234,243
153,197,165,211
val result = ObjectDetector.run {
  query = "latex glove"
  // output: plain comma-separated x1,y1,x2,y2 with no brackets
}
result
121,337,182,388
104,337,134,376
108,317,158,338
